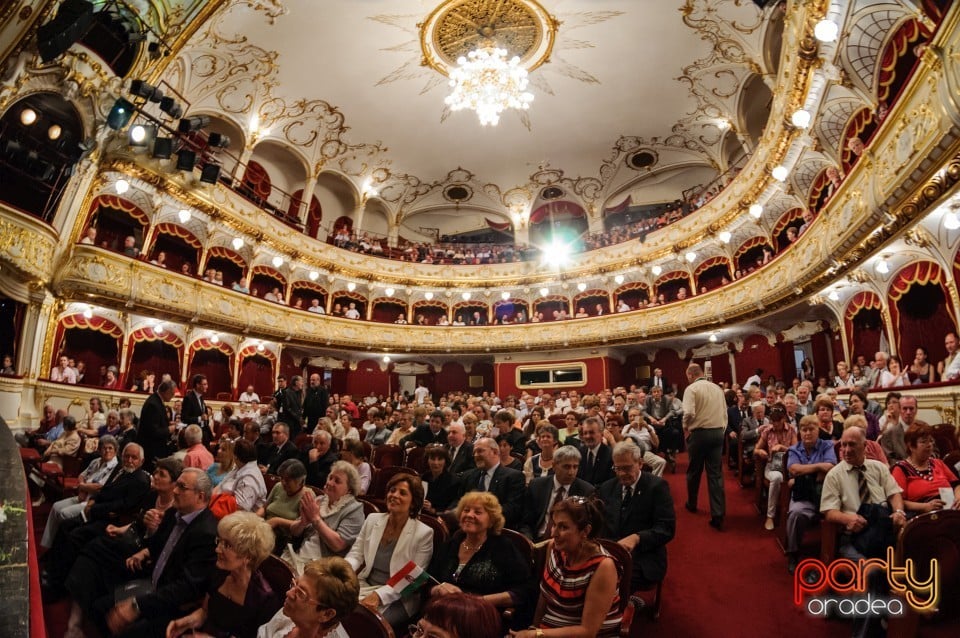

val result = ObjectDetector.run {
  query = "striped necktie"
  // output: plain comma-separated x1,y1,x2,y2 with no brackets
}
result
854,465,869,505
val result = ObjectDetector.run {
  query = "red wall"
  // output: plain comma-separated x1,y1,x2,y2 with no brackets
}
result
734,334,779,386
342,359,398,398
495,356,611,397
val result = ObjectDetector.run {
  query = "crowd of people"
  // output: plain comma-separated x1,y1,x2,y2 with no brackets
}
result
19,342,960,637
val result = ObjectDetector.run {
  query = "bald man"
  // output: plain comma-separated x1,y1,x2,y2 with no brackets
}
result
682,363,728,530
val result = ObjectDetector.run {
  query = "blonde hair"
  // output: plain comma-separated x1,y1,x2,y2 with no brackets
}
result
304,557,360,625
217,511,274,568
455,491,505,534
843,414,868,431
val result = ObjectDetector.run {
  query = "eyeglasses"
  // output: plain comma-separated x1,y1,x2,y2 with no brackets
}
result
408,623,446,638
613,465,638,473
174,480,198,492
216,537,234,551
288,580,322,606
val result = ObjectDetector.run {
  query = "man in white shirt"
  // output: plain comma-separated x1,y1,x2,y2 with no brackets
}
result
238,385,260,405
744,368,763,389
414,382,430,405
344,302,361,319
51,355,77,384
554,391,571,411
307,299,325,314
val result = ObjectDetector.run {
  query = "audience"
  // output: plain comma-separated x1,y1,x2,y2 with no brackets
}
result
415,594,503,638
890,423,960,516
286,460,365,566
783,416,837,573
258,557,359,638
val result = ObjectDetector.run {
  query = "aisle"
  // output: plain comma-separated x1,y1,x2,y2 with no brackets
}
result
648,455,850,638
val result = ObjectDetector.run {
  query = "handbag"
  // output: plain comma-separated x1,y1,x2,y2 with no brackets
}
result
209,492,238,519
767,451,786,474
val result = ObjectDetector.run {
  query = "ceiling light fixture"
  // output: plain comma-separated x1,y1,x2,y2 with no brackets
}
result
828,290,840,301
178,209,191,223
814,19,839,43
577,282,587,292
875,258,890,274
719,231,732,243
462,292,472,301
539,287,549,297
309,271,319,281
445,45,533,126
424,292,434,301
256,342,265,352
685,251,697,263
651,265,663,276
614,275,625,285
153,323,164,334
772,166,789,182
383,355,391,363
346,282,356,292
210,334,220,343
271,256,284,268
501,291,511,300
47,124,62,140
749,204,763,218
115,179,129,194
791,109,811,128
83,306,93,319
20,108,37,125
708,333,718,343
231,237,244,250
385,287,395,297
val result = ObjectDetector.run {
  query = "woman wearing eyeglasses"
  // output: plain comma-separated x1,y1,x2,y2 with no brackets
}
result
510,496,621,638
410,594,502,638
345,472,433,628
258,557,360,638
166,511,282,638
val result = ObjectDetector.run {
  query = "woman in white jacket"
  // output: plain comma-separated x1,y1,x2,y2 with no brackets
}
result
345,472,433,628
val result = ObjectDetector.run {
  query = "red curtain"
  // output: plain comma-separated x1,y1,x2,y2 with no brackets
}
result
251,274,284,299
372,301,406,324
237,354,275,399
332,296,365,317
61,328,119,386
696,264,731,292
241,161,272,202
533,300,565,322
888,262,957,358
150,233,198,274
616,287,649,310
733,334,780,386
844,292,883,362
205,255,244,288
128,340,181,387
190,349,232,399
345,359,396,399
412,304,447,326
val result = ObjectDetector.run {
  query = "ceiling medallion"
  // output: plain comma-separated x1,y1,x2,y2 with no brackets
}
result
420,0,558,125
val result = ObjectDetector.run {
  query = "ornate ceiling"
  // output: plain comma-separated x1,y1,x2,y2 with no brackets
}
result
163,0,772,222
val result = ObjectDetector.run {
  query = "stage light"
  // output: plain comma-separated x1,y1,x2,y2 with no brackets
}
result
176,150,196,171
106,98,134,130
178,209,191,223
129,80,163,102
200,163,222,184
152,137,173,159
129,123,156,148
47,124,62,140
207,132,231,149
178,116,210,133
159,96,183,119
20,108,37,125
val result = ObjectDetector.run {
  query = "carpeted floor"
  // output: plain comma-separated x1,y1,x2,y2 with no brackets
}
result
36,454,956,637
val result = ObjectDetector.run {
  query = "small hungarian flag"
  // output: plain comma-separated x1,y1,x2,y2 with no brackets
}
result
386,561,432,597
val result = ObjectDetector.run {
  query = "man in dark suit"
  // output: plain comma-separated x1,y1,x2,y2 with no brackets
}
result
648,367,669,393
139,380,177,468
302,372,329,433
456,436,524,528
68,468,218,637
259,422,300,474
280,375,305,437
301,430,338,488
401,410,448,448
180,374,208,427
576,416,615,486
446,423,475,475
520,445,595,542
598,441,676,589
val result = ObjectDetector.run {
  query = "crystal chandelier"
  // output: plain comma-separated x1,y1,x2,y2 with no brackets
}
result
444,45,534,126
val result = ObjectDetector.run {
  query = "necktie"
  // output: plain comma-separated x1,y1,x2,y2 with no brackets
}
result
542,485,566,538
620,485,633,522
588,449,596,469
451,446,459,465
855,465,870,505
478,471,488,491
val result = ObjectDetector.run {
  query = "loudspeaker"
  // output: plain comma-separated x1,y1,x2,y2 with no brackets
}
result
37,0,95,63
200,163,221,184
152,137,173,159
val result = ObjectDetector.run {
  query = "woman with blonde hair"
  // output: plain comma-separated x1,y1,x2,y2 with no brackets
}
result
258,557,360,638
166,511,283,638
207,439,237,487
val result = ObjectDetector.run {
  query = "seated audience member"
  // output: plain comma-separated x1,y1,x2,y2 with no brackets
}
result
51,354,78,384
165,512,283,638
339,438,372,495
908,346,934,384
208,438,237,486
345,473,434,628
446,422,476,476
939,331,959,380
40,414,81,469
784,416,837,573
366,411,392,446
286,461,365,565
877,392,901,435
621,409,667,476
259,458,308,551
598,441,675,589
457,437,525,528
877,355,911,388
815,397,843,441
845,390,880,440
890,423,960,516
215,438,268,513
401,409,449,448
302,429,339,488
260,422,299,474
576,416,615,487
183,424,215,470
421,445,460,513
754,405,798,531
414,594,503,638
520,445,595,543
844,415,888,464
881,394,926,464
511,496,621,637
524,424,559,483
644,385,680,463
76,397,107,436
258,556,359,638
65,468,218,638
497,433,524,471
40,435,118,549
559,412,581,443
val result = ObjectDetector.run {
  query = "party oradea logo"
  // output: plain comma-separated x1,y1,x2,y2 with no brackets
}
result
793,548,939,617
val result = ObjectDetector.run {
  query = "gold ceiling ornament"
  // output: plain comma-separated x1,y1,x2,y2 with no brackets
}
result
420,0,557,125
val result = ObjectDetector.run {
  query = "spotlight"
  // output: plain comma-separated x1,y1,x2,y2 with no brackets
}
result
129,123,156,147
152,137,173,159
178,209,191,223
543,239,572,268
159,96,183,119
200,163,221,184
176,150,196,171
231,237,244,250
207,132,231,149
115,179,129,194
814,19,839,43
47,124,62,140
129,79,163,102
106,98,134,130
424,292,434,301
178,115,210,133
36,0,94,63
791,109,811,128
20,108,37,125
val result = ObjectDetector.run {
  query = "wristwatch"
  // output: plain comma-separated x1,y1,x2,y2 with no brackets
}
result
894,509,905,516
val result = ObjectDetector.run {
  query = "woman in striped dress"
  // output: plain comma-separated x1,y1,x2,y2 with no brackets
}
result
510,496,621,638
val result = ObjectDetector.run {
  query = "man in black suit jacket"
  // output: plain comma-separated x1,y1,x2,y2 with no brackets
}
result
70,468,218,637
280,375,305,437
139,381,177,467
456,437,524,528
446,423,475,475
576,416,615,486
598,441,676,588
401,410,449,448
648,368,669,393
302,372,329,433
300,430,338,488
260,422,300,474
520,445,595,541
180,374,208,427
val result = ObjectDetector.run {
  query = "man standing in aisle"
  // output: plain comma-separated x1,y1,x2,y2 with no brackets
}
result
302,372,329,434
682,363,727,529
280,375,305,437
414,381,430,405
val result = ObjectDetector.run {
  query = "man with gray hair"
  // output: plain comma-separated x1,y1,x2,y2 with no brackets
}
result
682,363,727,530
182,424,214,470
520,445,595,541
598,440,675,589
280,374,305,436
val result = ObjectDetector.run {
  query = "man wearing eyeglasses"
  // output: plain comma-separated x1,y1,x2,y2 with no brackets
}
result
74,468,218,637
598,441,676,590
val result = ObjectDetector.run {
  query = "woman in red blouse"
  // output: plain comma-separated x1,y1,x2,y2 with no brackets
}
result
891,423,960,515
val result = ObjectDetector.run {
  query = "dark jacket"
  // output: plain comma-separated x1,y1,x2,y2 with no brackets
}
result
261,440,299,474
448,442,476,475
420,469,460,513
400,424,448,448
301,447,339,488
598,473,676,585
428,530,534,607
302,384,329,420
576,442,615,486
88,467,152,522
457,464,524,527
180,389,207,427
280,387,304,432
134,507,218,619
139,392,171,465
519,476,595,541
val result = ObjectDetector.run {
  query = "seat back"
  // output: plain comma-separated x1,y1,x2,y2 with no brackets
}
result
340,604,396,638
500,528,535,573
294,433,312,451
598,539,632,616
371,444,404,469
931,423,959,457
418,512,450,557
897,510,960,608
259,554,295,590
367,466,418,500
404,445,428,473
263,473,281,492
359,498,382,516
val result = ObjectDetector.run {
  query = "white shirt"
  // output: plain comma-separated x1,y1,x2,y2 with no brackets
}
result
344,308,360,319
239,391,260,404
414,386,429,404
307,305,325,314
745,374,762,388
943,353,960,381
